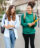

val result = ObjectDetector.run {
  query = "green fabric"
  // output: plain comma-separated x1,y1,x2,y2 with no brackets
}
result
21,12,37,34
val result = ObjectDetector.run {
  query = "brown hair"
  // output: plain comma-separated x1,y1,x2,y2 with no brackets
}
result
28,1,35,8
6,5,16,21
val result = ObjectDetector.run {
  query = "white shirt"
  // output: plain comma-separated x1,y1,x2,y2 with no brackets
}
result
1,14,20,39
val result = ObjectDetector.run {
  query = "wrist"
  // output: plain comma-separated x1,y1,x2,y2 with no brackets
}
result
11,25,15,28
32,22,35,25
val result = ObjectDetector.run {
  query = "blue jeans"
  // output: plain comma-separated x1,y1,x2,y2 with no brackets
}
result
4,30,16,48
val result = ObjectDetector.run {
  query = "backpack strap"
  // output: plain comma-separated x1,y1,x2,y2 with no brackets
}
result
33,13,35,21
24,12,35,21
23,11,26,19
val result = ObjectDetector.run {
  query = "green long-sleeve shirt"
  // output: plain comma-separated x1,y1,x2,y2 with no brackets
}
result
21,12,37,34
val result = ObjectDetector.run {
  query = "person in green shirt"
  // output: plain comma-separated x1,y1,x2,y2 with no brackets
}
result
21,1,37,48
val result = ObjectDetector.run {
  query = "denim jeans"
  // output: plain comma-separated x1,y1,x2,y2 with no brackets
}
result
4,30,16,48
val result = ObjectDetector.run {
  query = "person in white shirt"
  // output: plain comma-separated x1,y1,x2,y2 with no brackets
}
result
1,5,20,48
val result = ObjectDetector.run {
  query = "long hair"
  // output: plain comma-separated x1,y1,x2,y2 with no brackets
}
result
6,5,16,21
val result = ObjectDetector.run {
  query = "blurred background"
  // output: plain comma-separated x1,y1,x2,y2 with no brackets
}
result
0,0,40,48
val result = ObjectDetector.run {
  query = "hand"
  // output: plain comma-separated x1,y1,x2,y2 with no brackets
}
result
28,23,32,27
8,25,15,28
7,25,11,28
4,25,11,29
4,25,10,29
28,22,35,27
10,25,15,28
4,25,15,29
32,22,35,26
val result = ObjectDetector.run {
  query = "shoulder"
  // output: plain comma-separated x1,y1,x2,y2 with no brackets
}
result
33,13,37,20
2,14,6,19
3,14,6,17
2,13,7,18
21,13,24,19
34,13,37,17
16,14,19,19
21,13,24,18
22,13,24,16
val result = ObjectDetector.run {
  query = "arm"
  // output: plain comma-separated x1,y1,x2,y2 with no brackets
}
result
32,15,37,27
21,14,28,27
15,15,20,28
1,14,10,29
1,14,6,27
33,15,37,27
9,15,20,29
